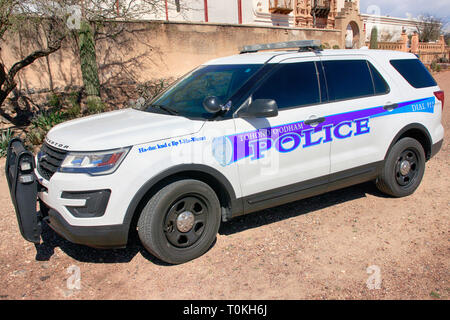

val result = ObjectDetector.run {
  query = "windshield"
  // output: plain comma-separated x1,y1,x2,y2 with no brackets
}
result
144,64,263,119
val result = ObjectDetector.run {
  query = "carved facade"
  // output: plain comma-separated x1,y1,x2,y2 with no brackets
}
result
294,0,338,29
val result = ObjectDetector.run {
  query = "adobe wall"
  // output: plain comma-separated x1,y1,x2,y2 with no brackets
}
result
2,20,342,94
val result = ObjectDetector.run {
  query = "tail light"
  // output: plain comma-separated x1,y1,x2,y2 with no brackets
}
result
434,91,444,110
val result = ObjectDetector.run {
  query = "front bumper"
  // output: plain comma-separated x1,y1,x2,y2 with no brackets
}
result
6,139,129,248
43,203,128,249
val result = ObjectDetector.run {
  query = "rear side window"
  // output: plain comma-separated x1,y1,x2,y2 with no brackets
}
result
322,60,374,101
368,62,390,95
252,62,320,109
390,59,437,88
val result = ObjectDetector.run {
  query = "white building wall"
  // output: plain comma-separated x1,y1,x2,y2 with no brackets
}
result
362,14,418,42
208,0,239,24
137,0,242,24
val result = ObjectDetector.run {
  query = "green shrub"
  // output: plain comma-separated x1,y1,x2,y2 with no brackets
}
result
0,128,15,158
31,111,66,133
333,45,340,49
86,95,105,114
431,61,441,72
66,91,82,118
66,104,81,118
47,93,62,108
322,42,331,49
26,127,46,146
26,111,67,146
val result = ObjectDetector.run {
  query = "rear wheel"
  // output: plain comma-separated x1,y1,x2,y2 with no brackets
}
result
376,137,425,197
137,179,221,264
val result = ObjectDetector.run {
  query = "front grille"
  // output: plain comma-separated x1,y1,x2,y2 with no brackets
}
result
37,144,68,180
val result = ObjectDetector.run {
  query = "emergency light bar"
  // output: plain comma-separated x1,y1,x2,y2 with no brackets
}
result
239,40,322,54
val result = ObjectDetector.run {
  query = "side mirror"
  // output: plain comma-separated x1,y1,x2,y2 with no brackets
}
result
203,96,222,113
238,99,278,118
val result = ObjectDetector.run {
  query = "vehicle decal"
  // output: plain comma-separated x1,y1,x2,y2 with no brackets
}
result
45,137,69,149
138,136,206,154
212,97,435,166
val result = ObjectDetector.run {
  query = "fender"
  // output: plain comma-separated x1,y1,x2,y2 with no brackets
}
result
122,164,241,236
385,123,432,160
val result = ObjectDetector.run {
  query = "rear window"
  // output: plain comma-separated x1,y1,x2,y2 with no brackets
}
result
390,59,437,88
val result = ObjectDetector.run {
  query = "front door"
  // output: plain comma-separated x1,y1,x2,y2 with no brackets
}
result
231,58,331,208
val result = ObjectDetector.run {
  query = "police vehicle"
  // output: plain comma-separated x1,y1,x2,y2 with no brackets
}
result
6,40,444,264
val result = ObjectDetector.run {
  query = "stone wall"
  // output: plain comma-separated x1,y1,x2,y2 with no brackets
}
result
366,32,448,65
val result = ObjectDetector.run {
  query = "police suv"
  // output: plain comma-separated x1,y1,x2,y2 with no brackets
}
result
6,40,444,264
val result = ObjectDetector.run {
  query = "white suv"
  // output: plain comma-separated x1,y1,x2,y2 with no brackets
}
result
6,41,444,264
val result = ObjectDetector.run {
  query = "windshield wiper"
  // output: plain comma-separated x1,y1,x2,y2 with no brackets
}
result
151,105,179,115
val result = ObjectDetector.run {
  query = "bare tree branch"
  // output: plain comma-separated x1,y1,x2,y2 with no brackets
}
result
416,14,443,42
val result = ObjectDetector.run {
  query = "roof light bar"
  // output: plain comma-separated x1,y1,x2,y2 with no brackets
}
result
239,40,322,54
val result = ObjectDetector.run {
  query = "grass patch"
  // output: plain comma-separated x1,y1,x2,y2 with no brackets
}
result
0,128,15,158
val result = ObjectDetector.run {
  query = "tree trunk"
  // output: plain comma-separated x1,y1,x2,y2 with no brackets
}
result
0,42,62,125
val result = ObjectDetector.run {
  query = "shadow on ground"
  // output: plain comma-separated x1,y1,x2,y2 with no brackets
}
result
33,181,383,265
219,181,385,235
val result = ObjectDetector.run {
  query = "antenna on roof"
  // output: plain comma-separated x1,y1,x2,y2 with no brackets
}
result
239,40,322,54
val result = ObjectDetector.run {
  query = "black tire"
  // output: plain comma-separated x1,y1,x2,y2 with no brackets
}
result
376,137,426,197
137,179,221,264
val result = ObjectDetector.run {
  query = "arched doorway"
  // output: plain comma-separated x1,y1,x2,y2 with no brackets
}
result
345,21,360,48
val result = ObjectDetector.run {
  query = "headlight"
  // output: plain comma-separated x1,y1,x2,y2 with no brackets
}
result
59,147,130,175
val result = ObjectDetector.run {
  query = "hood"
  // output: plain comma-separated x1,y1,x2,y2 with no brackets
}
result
45,108,205,151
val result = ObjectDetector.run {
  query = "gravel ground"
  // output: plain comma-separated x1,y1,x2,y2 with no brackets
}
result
0,72,449,300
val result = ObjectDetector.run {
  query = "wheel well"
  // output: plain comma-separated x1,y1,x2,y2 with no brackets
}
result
127,170,233,241
395,128,432,160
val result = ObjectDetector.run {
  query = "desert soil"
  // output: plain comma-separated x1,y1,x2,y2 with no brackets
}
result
0,72,449,300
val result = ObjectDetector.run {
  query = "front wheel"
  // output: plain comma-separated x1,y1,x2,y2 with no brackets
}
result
376,137,426,197
137,179,221,264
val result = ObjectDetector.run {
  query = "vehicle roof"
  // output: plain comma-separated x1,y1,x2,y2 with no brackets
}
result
204,49,417,65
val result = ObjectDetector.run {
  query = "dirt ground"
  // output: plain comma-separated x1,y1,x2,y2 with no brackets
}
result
0,72,449,300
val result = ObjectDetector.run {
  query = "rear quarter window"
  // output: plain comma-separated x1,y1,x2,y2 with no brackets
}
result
390,59,437,88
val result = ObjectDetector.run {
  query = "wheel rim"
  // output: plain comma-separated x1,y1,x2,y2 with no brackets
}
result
395,148,419,187
163,195,208,248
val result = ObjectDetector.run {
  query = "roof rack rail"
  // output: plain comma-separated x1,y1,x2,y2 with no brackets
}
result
239,40,322,54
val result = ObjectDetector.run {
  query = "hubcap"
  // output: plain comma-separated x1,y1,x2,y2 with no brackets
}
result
164,196,208,248
399,160,411,176
395,149,419,187
176,211,195,233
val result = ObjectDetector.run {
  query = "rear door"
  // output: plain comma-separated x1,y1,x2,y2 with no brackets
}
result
319,55,398,175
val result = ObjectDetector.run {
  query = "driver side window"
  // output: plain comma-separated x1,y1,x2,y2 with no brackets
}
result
252,61,321,110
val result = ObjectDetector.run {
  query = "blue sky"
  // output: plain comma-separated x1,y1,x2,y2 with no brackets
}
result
359,0,450,32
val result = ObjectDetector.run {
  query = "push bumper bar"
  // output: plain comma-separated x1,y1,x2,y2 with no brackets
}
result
5,138,129,248
5,138,41,243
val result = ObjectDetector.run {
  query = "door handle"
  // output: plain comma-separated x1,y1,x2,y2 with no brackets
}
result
383,103,399,111
304,117,326,126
